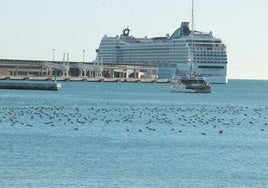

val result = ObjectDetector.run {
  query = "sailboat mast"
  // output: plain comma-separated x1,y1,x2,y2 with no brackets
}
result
190,0,194,74
191,0,194,35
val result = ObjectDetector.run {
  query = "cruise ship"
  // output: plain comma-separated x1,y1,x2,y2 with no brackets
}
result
94,22,228,83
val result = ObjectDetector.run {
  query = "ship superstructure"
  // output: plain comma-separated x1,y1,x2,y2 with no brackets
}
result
94,22,228,83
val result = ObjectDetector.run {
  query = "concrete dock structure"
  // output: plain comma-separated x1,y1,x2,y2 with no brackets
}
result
0,81,61,91
0,58,158,80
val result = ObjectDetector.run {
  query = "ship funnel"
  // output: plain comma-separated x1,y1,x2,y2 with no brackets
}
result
170,22,191,39
181,22,191,36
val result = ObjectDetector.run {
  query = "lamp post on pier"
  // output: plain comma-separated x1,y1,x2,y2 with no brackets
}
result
52,49,55,61
83,49,85,63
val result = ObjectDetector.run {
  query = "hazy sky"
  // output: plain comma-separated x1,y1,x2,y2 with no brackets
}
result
0,0,267,79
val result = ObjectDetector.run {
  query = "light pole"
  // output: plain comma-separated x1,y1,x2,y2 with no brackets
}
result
83,50,85,62
52,49,55,61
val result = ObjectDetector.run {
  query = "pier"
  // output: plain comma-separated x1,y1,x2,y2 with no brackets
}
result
0,58,174,85
0,76,171,83
0,58,159,80
0,81,61,91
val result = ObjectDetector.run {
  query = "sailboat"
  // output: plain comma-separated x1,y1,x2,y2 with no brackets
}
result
169,0,211,93
170,63,211,93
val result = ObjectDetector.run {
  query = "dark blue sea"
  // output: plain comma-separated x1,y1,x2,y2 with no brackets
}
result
0,80,267,188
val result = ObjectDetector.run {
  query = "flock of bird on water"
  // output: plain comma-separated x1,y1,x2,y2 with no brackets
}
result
0,104,266,135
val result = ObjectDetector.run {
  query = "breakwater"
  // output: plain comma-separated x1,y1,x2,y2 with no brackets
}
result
0,81,61,91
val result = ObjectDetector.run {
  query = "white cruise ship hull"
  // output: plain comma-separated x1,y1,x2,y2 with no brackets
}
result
94,22,228,84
